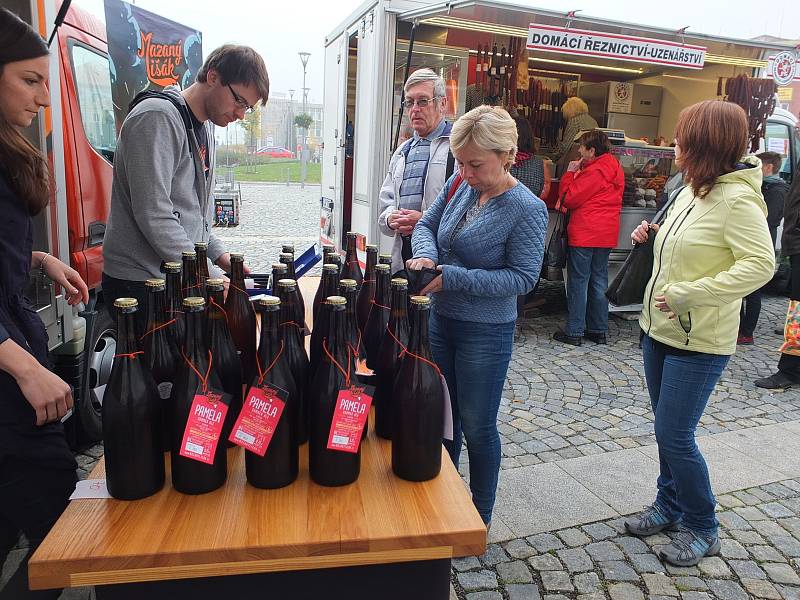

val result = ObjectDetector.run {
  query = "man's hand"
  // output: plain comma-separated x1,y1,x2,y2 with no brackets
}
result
215,252,252,275
388,209,422,236
567,159,582,173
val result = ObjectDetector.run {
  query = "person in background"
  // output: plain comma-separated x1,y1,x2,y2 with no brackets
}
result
755,162,800,389
102,44,269,331
378,68,452,276
510,115,550,199
552,96,599,166
408,106,548,527
626,100,774,566
553,130,624,346
0,9,90,598
738,151,789,345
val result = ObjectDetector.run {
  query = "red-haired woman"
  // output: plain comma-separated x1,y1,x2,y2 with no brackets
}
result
0,8,89,598
624,100,775,566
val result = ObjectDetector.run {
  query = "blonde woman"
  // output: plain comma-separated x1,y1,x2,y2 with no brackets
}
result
408,106,548,525
553,96,599,163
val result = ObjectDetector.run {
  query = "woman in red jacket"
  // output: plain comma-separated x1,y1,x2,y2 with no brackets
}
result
553,130,623,346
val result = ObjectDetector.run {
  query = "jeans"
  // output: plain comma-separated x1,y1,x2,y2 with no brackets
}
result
102,272,148,336
429,312,514,524
739,288,762,337
779,254,800,381
566,247,610,337
642,335,729,534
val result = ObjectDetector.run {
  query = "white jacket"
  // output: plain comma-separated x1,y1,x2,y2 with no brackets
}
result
377,124,451,274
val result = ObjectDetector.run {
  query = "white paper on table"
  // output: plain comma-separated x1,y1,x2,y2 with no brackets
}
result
69,479,112,500
244,277,255,290
441,374,453,441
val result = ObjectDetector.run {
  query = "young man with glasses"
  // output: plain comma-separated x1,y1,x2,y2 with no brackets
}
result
378,68,453,275
102,45,269,327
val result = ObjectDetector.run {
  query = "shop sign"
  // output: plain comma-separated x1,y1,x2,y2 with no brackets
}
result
527,24,706,69
609,82,634,113
768,51,800,86
778,87,794,103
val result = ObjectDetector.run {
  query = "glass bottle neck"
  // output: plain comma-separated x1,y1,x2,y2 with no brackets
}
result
183,310,206,356
145,289,167,329
364,251,377,278
280,258,297,280
408,307,432,359
196,250,209,276
230,260,245,287
389,288,408,323
166,272,183,307
258,308,281,355
375,274,390,303
207,290,226,323
115,310,139,355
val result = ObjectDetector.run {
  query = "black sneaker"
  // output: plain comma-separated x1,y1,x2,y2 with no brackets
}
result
624,504,682,537
775,327,785,335
584,332,607,344
657,525,720,567
754,372,795,390
553,330,582,346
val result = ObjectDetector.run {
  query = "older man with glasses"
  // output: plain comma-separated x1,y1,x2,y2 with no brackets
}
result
378,68,454,275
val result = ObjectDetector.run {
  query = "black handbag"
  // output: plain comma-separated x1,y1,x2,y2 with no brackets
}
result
543,195,568,280
605,186,686,306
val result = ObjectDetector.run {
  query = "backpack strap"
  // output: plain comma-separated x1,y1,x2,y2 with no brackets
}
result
128,89,194,155
446,174,463,204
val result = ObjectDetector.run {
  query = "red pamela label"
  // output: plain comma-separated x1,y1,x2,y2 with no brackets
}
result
326,385,374,453
228,382,288,456
179,391,229,464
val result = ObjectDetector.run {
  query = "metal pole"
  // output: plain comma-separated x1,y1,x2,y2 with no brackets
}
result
287,89,294,152
393,21,417,151
299,52,311,189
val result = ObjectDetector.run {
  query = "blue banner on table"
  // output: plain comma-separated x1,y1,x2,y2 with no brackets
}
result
103,0,202,131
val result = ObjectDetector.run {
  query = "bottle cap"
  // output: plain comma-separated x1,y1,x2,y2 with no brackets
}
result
339,279,357,289
322,244,335,253
282,243,295,253
376,264,390,272
257,296,281,307
277,278,297,288
194,242,208,250
390,278,408,287
410,295,431,306
272,262,288,271
164,261,181,272
114,297,138,308
366,244,378,251
279,252,293,261
323,264,339,272
206,278,225,289
325,295,347,306
145,278,165,288
346,231,357,238
182,251,197,259
230,252,244,261
183,297,206,309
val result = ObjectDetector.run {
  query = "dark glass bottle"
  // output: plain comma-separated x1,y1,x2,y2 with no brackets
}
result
224,253,257,383
356,244,378,333
310,264,341,372
195,242,210,299
206,278,244,448
379,253,393,266
247,296,299,489
363,263,391,369
181,251,202,299
271,262,288,294
340,278,369,440
308,296,360,486
277,279,310,444
374,278,410,440
313,245,337,315
103,298,165,500
282,243,295,255
329,253,342,276
171,297,228,494
164,261,184,347
341,232,364,288
142,278,179,452
392,296,444,482
277,274,306,341
279,251,306,317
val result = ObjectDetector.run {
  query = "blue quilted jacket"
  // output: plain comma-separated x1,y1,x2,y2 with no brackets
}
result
411,174,548,324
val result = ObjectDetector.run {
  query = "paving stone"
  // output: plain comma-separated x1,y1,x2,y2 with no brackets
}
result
731,529,768,545
642,573,679,596
763,563,800,585
599,561,640,582
556,528,591,547
680,593,712,600
733,506,769,522
582,522,618,540
453,555,482,571
750,545,788,564
526,533,564,553
458,570,499,591
664,564,700,576
608,582,645,600
466,593,503,600
775,584,800,600
505,583,542,600
719,538,749,559
528,554,563,571
506,539,538,560
741,578,782,599
631,553,666,574
673,576,707,591
553,547,592,574
540,571,574,592
697,556,733,578
705,579,748,600
543,595,571,600
753,520,794,540
616,536,652,556
577,594,607,600
586,541,625,562
729,559,767,580
717,511,753,530
773,536,800,557
482,544,510,566
573,571,602,594
497,561,534,584
760,503,796,519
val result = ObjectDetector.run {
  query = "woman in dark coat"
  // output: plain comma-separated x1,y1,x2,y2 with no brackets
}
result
0,8,89,599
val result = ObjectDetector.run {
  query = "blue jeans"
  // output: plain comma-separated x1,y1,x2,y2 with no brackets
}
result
566,247,610,337
642,335,730,534
430,312,514,524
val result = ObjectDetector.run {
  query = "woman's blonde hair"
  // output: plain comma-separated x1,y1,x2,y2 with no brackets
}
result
561,96,589,120
450,105,518,169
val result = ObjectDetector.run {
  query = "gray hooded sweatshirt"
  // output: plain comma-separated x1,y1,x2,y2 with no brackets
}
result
103,86,224,281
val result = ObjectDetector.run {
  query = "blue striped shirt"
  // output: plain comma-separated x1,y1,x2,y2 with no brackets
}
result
398,119,448,211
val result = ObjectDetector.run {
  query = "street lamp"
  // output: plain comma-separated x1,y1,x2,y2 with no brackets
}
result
298,51,311,187
287,88,295,152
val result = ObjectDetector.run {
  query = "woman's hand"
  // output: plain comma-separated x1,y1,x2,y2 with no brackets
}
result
41,254,89,306
406,257,436,271
631,220,659,245
420,269,444,295
13,357,74,425
654,294,676,319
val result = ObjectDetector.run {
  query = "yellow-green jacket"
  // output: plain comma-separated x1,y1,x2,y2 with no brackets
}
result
639,157,775,355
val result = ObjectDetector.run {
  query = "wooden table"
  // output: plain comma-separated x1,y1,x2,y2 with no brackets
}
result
29,414,485,600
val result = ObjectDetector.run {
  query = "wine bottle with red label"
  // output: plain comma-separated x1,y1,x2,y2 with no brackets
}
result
310,263,341,372
276,279,310,444
181,251,202,299
164,261,184,347
374,278,410,440
224,253,257,383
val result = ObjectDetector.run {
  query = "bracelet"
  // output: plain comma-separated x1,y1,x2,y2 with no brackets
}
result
39,252,50,273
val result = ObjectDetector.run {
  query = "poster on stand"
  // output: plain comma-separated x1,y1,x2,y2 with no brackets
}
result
104,0,202,130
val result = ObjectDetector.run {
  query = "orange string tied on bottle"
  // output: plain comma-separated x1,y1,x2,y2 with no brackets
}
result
209,297,229,324
139,318,177,342
371,299,391,311
403,349,442,377
385,326,408,359
323,338,351,389
181,350,214,394
255,340,285,387
114,350,145,359
228,282,248,295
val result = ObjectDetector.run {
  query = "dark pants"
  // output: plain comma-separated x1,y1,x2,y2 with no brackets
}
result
0,457,77,599
566,247,610,337
778,254,800,381
642,335,729,534
102,272,148,335
739,289,762,337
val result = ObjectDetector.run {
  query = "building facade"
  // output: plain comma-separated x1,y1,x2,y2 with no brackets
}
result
260,92,323,155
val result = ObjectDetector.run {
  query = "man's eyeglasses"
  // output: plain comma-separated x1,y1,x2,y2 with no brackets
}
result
403,96,441,110
228,84,255,114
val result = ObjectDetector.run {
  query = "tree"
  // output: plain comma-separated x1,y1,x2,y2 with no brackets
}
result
294,113,313,131
239,107,262,151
